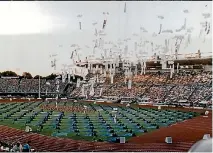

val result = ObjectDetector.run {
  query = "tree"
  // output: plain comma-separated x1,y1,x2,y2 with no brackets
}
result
22,72,33,79
34,75,43,79
45,73,58,80
1,71,18,77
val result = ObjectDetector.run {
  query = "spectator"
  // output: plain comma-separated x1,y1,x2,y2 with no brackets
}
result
12,142,23,152
22,141,31,152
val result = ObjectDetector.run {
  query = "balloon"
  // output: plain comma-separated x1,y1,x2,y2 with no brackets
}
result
158,16,164,19
162,29,173,33
202,13,211,19
183,9,189,13
152,32,157,37
77,14,82,18
92,22,97,26
77,14,82,30
102,20,107,30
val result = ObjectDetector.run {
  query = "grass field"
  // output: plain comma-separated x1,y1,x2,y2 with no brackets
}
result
0,101,200,142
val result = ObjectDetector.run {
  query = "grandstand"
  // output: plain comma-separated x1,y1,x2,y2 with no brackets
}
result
0,56,212,152
0,1,212,152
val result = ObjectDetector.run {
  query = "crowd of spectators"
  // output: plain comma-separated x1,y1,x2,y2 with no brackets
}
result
0,70,212,106
189,86,212,104
143,86,173,102
0,79,19,93
0,141,31,152
165,85,195,103
19,79,46,93
70,70,212,106
46,80,67,93
0,78,67,94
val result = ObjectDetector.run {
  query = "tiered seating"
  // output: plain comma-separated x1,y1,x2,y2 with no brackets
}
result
71,83,83,97
189,86,212,104
19,79,46,93
0,78,68,93
0,79,19,93
165,85,195,103
47,80,67,92
69,71,212,105
143,85,173,102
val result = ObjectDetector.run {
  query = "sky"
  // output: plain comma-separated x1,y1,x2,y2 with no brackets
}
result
0,1,212,76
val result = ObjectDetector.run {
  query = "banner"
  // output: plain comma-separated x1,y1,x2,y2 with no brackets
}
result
104,70,106,77
111,75,114,84
68,74,70,83
128,79,132,89
135,65,137,75
99,88,103,97
89,85,94,96
81,85,85,96
77,78,80,87
62,73,66,83
0,76,19,79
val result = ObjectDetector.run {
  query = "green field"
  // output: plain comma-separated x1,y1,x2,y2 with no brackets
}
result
0,101,199,142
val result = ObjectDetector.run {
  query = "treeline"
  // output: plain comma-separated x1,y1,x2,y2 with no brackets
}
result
0,71,58,80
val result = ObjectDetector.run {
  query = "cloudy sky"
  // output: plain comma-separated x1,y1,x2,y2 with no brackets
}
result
0,1,212,76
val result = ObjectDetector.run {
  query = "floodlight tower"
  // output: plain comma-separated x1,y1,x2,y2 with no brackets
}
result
38,75,41,99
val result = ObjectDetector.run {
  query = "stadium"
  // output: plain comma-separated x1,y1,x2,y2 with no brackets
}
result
0,1,212,153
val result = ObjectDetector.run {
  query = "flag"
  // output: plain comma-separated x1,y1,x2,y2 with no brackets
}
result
124,2,126,13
